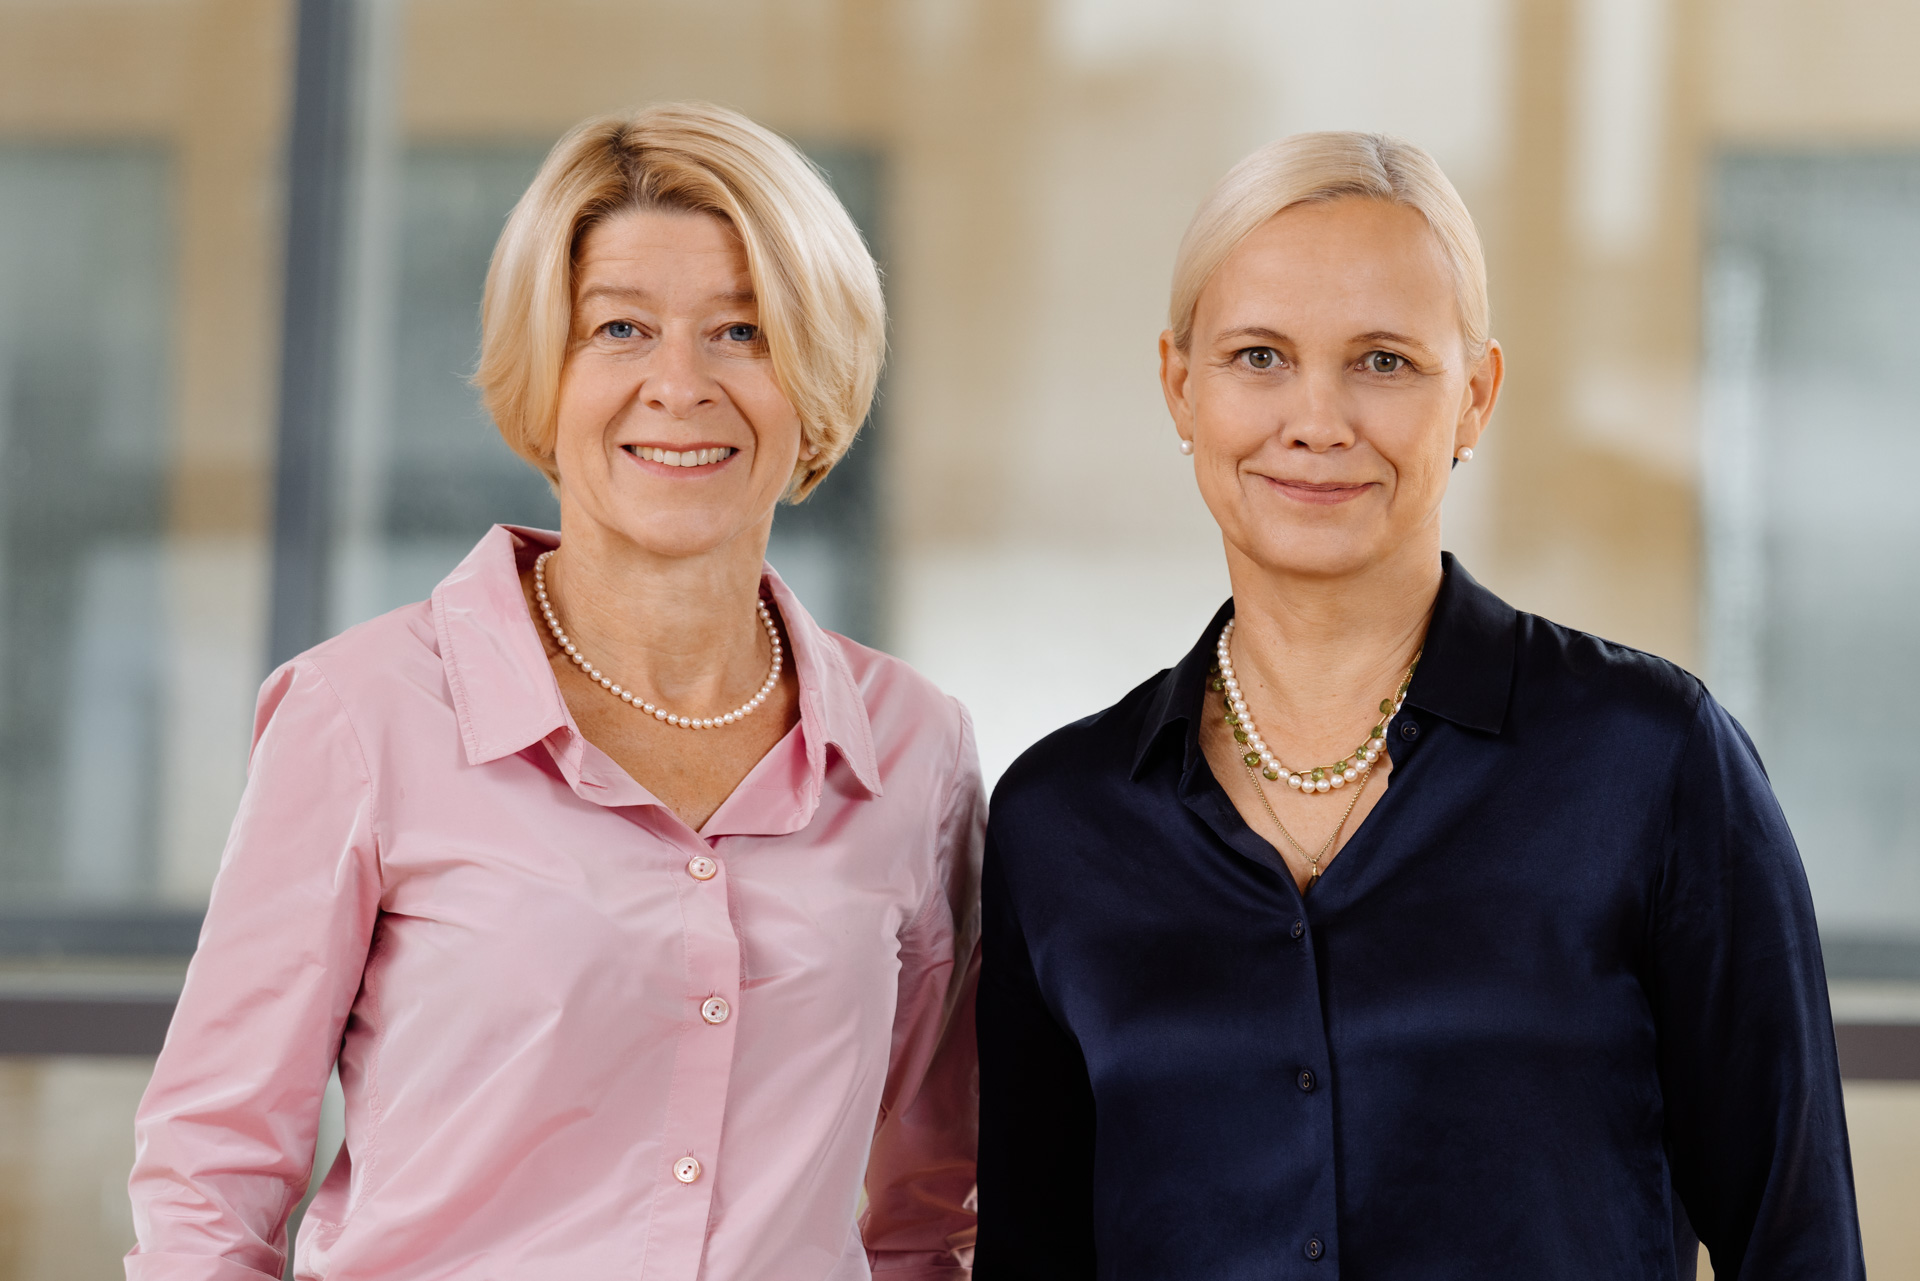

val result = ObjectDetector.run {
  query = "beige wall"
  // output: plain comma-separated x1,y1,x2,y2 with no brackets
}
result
1710,0,1920,141
0,1058,150,1280
0,0,289,537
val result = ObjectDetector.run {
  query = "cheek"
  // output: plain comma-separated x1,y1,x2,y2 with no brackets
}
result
737,376,803,451
1192,374,1270,450
554,356,632,441
1379,432,1455,514
1369,388,1458,471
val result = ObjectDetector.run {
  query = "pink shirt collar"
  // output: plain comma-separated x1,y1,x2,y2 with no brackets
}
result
430,525,883,816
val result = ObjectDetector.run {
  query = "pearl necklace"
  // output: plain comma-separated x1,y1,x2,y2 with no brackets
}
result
1213,617,1418,795
533,550,782,730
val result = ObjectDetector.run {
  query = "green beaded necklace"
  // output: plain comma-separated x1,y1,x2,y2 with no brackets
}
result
1212,617,1419,796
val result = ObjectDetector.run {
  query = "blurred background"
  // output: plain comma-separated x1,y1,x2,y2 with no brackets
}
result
0,0,1916,1276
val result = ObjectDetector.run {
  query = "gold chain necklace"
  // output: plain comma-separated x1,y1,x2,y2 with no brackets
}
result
1240,754,1371,894
1210,621,1417,893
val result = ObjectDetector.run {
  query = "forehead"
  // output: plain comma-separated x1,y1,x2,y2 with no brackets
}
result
1199,197,1458,337
573,207,751,292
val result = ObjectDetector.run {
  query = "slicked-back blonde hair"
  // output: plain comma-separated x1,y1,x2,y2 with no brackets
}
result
1169,132,1489,362
476,102,884,501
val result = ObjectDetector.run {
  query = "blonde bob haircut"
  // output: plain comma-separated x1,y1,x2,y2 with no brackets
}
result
476,102,884,501
1169,132,1489,364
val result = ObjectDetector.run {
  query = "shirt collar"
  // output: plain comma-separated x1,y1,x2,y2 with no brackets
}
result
431,525,882,798
1130,552,1517,779
1403,553,1517,736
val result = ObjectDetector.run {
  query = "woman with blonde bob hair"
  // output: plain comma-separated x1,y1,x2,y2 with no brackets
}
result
129,103,981,1280
976,133,1860,1279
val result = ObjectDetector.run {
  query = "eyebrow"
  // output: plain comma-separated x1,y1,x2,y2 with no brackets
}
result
575,284,757,307
1214,325,1440,358
1354,330,1438,357
1216,325,1290,345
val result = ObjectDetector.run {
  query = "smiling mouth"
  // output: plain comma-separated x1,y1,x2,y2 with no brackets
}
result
1263,477,1374,504
624,445,737,468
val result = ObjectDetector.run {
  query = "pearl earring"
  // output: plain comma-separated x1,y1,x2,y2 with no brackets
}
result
1457,446,1474,461
1178,438,1194,456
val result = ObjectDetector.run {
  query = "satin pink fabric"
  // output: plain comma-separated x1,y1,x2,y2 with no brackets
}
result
127,526,982,1281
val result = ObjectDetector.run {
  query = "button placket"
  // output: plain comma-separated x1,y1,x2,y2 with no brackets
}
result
1276,898,1337,1271
640,843,743,1279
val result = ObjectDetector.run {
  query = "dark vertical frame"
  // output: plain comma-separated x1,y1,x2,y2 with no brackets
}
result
267,0,358,669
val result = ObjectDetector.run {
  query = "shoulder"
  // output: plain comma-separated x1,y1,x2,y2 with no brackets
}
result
1509,609,1708,742
1501,609,1780,822
991,666,1173,820
254,600,447,746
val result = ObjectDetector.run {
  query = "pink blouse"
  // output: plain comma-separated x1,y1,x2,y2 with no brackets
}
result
127,526,982,1281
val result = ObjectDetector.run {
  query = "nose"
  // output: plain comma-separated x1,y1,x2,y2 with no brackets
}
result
1283,365,1355,452
644,327,719,419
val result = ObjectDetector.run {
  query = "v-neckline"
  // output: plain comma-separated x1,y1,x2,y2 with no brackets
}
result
1182,713,1412,909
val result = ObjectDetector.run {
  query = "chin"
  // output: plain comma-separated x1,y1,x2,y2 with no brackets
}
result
1246,526,1383,579
627,520,751,560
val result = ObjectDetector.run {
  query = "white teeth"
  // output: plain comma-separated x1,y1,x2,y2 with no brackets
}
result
632,446,733,467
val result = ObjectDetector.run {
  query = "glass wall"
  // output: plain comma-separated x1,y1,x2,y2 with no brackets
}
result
0,147,174,911
1705,152,1920,978
0,1,288,1270
0,0,285,954
330,142,557,631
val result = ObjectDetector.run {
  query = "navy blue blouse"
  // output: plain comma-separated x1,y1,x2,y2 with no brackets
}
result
975,556,1861,1281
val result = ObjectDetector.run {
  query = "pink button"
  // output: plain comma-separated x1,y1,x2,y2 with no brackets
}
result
673,1156,702,1184
701,996,730,1025
687,855,718,881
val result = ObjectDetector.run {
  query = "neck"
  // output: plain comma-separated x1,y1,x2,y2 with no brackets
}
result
541,514,777,710
1222,528,1441,757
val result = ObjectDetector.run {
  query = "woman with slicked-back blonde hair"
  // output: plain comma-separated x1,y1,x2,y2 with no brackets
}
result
976,132,1859,1279
130,103,982,1281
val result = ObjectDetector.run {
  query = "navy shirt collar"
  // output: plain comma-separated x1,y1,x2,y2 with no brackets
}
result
1130,552,1518,780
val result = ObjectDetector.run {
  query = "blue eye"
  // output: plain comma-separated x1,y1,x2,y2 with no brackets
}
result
604,321,637,339
725,324,758,342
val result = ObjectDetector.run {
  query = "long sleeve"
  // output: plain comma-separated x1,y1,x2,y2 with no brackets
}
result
1650,692,1864,1280
127,661,384,1281
972,822,1097,1280
862,702,986,1279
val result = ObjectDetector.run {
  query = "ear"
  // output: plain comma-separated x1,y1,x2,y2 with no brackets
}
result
1159,330,1195,440
1454,338,1504,455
